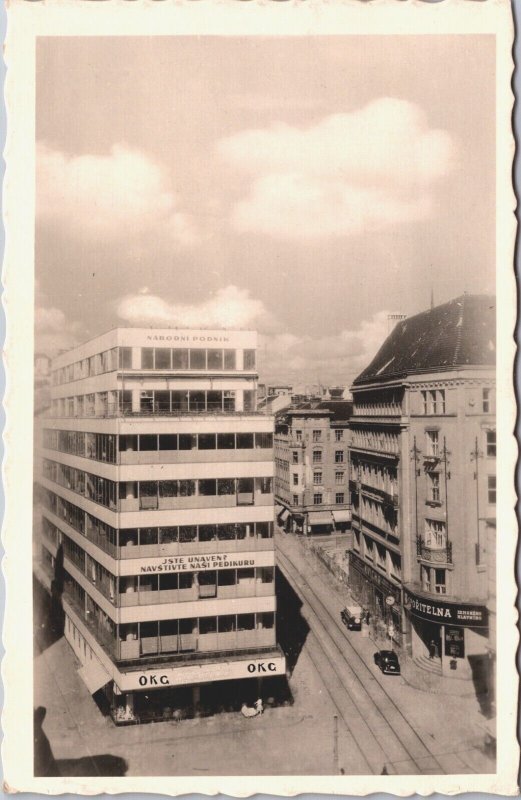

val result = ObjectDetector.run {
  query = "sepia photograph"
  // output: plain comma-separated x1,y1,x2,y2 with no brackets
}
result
1,0,518,795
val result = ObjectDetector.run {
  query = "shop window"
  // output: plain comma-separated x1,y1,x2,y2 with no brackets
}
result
237,432,254,449
154,391,171,413
159,481,178,499
141,348,154,369
313,471,322,485
160,527,178,544
139,435,157,451
159,573,178,591
335,493,345,504
140,528,158,546
488,475,496,504
207,391,223,412
199,525,217,542
198,433,216,450
200,617,217,634
155,348,171,370
189,391,206,412
255,433,273,449
207,349,224,370
199,479,217,496
237,477,254,505
218,615,236,632
119,434,138,452
256,477,272,494
218,569,236,586
218,433,235,450
189,349,206,370
486,430,496,457
179,525,197,543
218,478,236,496
237,613,255,631
224,350,236,370
313,493,322,505
159,434,177,451
178,480,195,497
243,350,256,370
119,390,132,414
172,349,189,369
171,391,189,412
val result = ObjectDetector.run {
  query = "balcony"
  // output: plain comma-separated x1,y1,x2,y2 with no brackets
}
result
416,536,453,565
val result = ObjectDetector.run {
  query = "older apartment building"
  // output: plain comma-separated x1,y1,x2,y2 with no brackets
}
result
274,401,352,535
36,328,285,723
349,295,496,688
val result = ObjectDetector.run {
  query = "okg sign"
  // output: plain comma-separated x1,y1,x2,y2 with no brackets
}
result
137,661,279,687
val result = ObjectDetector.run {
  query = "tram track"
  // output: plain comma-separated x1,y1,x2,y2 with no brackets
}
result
277,542,451,775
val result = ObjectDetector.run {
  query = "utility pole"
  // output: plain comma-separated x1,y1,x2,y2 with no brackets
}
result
333,714,339,774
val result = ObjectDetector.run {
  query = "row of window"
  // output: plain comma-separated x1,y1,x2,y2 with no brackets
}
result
52,347,257,386
352,389,404,417
43,429,273,462
42,498,274,554
291,429,344,443
351,429,399,455
311,492,345,505
42,460,273,510
50,389,256,418
352,530,402,581
424,429,496,458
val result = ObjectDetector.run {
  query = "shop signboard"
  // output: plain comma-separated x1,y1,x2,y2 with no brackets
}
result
119,549,275,577
404,588,488,628
116,653,287,692
445,627,465,658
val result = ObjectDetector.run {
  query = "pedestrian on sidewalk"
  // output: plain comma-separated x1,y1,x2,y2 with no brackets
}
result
428,639,436,659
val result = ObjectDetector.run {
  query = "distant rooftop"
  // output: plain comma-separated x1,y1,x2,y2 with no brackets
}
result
353,294,496,386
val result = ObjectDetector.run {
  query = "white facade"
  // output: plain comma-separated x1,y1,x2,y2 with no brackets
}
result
38,328,284,722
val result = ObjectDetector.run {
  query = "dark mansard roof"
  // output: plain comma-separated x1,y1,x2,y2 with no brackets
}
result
353,294,496,386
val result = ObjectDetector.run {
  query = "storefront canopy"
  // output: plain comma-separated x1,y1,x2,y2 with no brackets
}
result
308,511,333,526
279,509,290,522
275,504,284,516
332,510,352,523
78,658,112,695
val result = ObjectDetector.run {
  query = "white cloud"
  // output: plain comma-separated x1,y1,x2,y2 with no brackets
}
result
35,304,81,356
259,311,391,384
116,285,277,331
218,98,456,239
36,142,197,246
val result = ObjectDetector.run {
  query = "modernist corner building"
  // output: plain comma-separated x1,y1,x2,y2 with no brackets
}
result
348,295,496,693
36,328,285,724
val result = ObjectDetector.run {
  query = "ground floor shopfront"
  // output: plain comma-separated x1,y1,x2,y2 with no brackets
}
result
347,551,402,646
277,506,351,537
403,586,490,687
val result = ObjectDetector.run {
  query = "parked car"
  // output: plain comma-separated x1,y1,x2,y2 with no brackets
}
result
340,605,363,631
373,649,400,675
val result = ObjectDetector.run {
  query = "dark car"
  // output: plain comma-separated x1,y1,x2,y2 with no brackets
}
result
340,606,363,631
373,650,400,675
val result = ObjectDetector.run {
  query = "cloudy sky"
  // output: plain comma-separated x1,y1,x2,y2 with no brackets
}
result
35,35,495,386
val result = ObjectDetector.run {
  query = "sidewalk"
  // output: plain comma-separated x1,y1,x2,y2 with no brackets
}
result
34,634,366,775
275,531,495,774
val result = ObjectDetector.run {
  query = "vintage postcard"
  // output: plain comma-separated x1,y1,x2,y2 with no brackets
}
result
2,0,518,795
